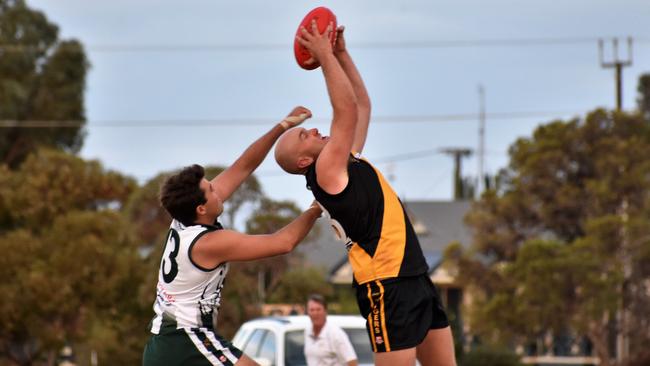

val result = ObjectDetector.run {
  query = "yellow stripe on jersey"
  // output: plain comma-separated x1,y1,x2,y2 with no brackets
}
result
349,159,407,284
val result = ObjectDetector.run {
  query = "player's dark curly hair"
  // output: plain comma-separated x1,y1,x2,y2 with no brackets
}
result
159,164,207,226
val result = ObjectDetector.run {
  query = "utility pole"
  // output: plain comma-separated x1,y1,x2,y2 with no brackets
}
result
440,148,472,200
599,37,633,111
477,84,486,196
618,199,631,363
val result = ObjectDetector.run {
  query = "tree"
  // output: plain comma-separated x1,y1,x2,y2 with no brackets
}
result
448,108,650,366
637,73,650,120
209,166,262,229
460,346,522,366
244,198,305,302
267,267,333,304
0,0,88,169
0,149,142,365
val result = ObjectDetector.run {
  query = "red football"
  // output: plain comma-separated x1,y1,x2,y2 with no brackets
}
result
294,7,337,70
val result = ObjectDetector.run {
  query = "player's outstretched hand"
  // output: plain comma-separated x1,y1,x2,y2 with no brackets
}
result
281,106,312,130
333,25,347,54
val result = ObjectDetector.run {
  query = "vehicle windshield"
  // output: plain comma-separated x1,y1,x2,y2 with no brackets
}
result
284,328,373,366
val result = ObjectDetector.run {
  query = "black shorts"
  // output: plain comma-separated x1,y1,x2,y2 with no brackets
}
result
143,326,243,366
356,274,449,353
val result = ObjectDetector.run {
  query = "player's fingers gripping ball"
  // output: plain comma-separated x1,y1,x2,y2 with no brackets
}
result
294,7,337,70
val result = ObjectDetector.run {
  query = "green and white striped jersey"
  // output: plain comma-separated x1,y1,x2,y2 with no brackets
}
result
150,219,229,333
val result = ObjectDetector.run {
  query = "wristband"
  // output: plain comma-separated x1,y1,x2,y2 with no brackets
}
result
280,113,309,130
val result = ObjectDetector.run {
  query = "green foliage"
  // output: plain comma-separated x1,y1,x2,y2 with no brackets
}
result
460,346,522,366
0,149,136,232
638,73,650,120
0,0,89,168
244,198,304,296
245,198,301,234
205,166,263,229
123,172,172,247
451,107,650,362
329,285,358,314
0,150,142,365
267,267,333,304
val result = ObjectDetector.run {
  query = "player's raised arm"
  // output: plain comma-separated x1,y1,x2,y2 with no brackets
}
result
334,26,371,155
297,20,358,195
211,106,311,201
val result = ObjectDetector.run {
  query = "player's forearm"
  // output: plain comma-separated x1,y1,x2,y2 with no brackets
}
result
320,53,358,116
273,206,321,253
335,50,370,109
336,50,371,153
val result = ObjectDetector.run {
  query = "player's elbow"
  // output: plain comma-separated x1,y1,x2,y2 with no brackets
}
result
273,232,297,254
358,95,371,111
279,240,296,255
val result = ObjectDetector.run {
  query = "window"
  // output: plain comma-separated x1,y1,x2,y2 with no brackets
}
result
258,331,277,366
242,329,267,358
284,330,307,366
343,328,374,365
232,328,251,348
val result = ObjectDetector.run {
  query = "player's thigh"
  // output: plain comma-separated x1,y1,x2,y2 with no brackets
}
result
373,347,417,366
234,354,260,366
415,327,456,366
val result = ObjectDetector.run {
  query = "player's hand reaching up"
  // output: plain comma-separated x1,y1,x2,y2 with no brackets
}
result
297,20,335,67
333,25,347,54
280,106,312,130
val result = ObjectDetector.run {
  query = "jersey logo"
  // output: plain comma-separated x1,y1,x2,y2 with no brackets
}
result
198,263,228,327
315,201,355,252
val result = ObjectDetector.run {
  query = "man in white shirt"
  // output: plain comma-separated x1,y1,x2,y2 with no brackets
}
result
304,294,358,366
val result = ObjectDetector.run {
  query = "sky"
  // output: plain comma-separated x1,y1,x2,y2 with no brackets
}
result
26,0,650,212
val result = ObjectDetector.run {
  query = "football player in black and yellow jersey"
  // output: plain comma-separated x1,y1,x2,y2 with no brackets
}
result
275,21,456,366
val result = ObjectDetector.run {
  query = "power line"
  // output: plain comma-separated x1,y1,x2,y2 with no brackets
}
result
0,110,579,128
1,36,647,53
256,147,508,178
373,147,442,163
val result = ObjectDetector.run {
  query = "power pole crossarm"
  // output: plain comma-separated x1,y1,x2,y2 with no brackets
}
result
599,37,633,111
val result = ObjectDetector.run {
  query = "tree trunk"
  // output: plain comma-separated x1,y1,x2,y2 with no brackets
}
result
45,349,56,366
588,317,611,366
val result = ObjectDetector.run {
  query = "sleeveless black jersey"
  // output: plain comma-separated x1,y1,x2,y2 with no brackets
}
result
305,155,428,284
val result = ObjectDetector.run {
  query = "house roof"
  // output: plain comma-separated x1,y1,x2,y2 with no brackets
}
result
295,219,350,271
404,200,473,253
298,200,473,284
